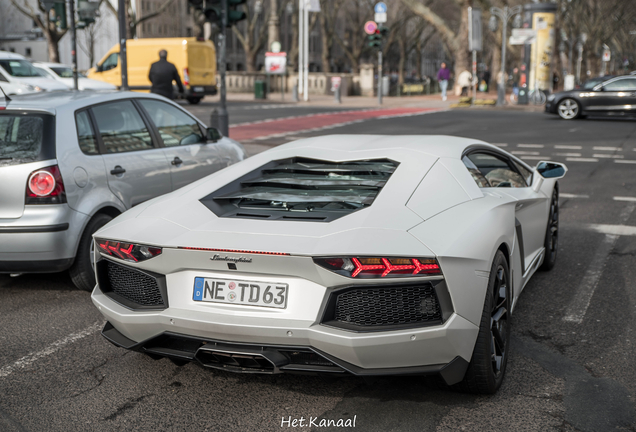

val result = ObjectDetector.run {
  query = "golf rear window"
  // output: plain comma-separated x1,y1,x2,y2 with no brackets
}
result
200,157,399,222
0,113,55,167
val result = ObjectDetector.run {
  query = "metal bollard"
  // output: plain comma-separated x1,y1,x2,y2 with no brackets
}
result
210,108,220,129
292,84,299,102
334,87,341,104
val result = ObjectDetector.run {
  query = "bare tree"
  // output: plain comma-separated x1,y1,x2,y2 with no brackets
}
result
318,0,345,72
104,0,177,38
400,0,472,93
334,0,375,73
8,0,67,62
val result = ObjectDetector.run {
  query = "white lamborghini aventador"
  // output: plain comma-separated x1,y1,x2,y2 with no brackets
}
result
91,135,567,394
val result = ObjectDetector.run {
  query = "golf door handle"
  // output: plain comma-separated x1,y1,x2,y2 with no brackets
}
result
171,157,183,166
110,165,126,175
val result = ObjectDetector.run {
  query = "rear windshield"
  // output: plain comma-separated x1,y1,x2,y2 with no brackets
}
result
0,113,55,167
0,60,44,78
200,157,398,222
50,66,86,78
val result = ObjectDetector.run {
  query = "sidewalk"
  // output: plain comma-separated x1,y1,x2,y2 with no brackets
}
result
202,91,543,112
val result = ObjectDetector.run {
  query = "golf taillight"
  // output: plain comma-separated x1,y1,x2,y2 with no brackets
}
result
96,239,162,263
183,68,190,86
25,165,66,204
314,257,442,278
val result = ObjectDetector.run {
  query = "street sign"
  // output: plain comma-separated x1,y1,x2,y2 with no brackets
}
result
512,28,537,38
374,2,387,13
364,21,378,35
306,0,320,12
509,35,535,45
602,50,611,62
271,41,281,53
265,52,287,74
468,7,482,52
374,13,386,23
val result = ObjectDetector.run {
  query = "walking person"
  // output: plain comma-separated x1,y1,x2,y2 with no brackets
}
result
512,67,520,97
148,49,184,100
437,62,450,101
483,66,491,93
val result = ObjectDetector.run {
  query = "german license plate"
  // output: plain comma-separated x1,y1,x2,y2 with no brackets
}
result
193,86,204,92
193,277,288,309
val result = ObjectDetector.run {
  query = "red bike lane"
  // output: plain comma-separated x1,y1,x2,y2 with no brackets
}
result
229,107,443,141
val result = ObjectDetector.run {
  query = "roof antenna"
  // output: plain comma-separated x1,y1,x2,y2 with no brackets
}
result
0,85,11,103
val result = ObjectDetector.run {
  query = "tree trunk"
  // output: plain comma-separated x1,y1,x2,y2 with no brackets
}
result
452,2,471,95
319,13,330,72
46,29,60,63
289,4,299,71
245,49,258,72
398,37,406,85
415,38,423,80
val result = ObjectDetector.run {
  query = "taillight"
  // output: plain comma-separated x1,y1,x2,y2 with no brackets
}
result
25,165,66,204
96,239,162,263
183,68,189,86
314,257,442,278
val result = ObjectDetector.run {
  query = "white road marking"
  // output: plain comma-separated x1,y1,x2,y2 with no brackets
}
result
511,151,540,155
555,145,582,150
520,156,548,160
563,203,636,324
555,152,582,157
588,224,636,236
566,157,598,162
614,196,636,202
517,144,544,148
0,322,102,378
560,193,589,199
593,146,622,151
615,160,636,164
593,154,624,159
492,143,507,147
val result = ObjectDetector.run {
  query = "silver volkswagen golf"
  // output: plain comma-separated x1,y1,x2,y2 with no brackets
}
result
0,91,246,290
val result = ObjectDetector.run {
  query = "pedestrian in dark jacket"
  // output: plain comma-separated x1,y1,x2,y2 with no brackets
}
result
148,49,184,100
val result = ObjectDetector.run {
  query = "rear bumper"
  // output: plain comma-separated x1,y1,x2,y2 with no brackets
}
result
92,280,479,378
101,321,470,384
185,85,217,97
0,204,87,272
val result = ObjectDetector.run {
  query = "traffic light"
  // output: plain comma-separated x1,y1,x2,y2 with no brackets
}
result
378,25,389,38
77,0,100,27
368,29,381,49
53,2,67,30
227,0,246,26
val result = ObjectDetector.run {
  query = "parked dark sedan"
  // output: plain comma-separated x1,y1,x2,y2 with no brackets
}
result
546,75,636,119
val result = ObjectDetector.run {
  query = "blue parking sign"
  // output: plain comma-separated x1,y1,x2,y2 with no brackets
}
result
374,2,387,13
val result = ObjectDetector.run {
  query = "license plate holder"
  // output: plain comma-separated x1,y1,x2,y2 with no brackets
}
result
193,277,288,309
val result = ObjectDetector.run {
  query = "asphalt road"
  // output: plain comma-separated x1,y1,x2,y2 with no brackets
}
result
1,107,635,432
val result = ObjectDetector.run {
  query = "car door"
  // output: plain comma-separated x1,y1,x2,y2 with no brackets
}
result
136,98,225,191
90,99,171,208
464,151,548,272
592,77,636,112
95,53,121,88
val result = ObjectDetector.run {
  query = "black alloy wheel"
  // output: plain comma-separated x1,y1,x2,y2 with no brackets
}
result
454,250,511,394
540,185,559,271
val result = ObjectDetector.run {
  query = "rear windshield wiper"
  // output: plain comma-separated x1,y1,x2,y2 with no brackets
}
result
0,157,14,160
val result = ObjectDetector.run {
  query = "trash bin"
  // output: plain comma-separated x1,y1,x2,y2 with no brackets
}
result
255,80,267,99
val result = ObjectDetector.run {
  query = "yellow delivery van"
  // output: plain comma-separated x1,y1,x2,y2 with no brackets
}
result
87,37,216,104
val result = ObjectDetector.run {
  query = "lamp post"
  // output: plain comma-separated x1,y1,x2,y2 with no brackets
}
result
489,5,522,106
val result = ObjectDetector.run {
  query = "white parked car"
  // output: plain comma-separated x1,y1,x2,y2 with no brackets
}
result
33,62,117,90
91,135,567,394
0,51,68,92
0,79,41,96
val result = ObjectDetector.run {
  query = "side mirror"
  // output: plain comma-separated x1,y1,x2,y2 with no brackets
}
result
536,161,567,179
206,127,222,142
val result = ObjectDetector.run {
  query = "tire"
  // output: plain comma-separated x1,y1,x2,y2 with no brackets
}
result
557,98,581,120
540,184,559,271
187,97,202,105
69,213,113,291
453,250,511,394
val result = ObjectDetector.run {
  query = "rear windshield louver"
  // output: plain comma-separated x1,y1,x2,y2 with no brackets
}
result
200,157,399,222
